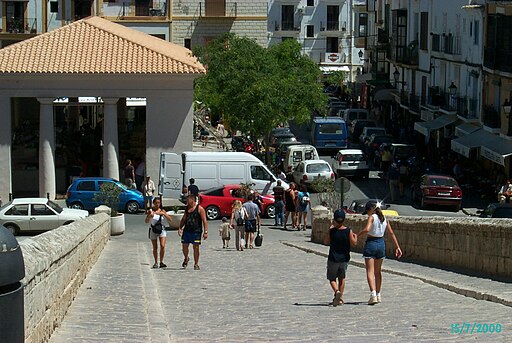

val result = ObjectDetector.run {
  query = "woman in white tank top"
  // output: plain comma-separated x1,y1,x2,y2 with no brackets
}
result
357,201,402,305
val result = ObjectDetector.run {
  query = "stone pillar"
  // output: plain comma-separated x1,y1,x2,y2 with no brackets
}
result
37,98,56,199
103,98,120,180
0,96,12,202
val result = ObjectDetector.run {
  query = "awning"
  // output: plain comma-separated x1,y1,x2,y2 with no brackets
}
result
414,114,458,136
454,123,481,137
480,136,512,167
320,65,350,73
451,129,490,158
373,88,396,101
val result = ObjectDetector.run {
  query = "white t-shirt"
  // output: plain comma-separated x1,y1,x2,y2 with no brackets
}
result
368,213,386,237
150,213,169,228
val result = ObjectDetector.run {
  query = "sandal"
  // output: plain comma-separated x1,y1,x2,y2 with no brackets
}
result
152,263,159,269
249,245,253,249
194,265,200,270
159,262,167,268
182,257,189,268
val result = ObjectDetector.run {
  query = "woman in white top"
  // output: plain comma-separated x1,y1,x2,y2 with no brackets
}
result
145,198,172,269
230,200,247,251
357,201,402,305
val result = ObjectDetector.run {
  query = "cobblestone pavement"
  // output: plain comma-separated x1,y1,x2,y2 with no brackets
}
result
47,215,512,342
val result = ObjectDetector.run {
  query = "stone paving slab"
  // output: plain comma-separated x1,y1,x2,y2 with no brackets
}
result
283,240,512,308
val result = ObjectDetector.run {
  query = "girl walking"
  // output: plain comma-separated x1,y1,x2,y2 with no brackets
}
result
145,198,172,268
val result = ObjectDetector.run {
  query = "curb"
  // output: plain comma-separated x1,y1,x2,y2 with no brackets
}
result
282,241,512,308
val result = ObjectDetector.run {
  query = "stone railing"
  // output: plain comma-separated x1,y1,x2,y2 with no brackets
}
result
20,213,111,343
311,207,512,278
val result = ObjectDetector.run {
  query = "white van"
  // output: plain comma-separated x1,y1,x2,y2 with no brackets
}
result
159,152,287,199
341,109,369,126
283,145,320,173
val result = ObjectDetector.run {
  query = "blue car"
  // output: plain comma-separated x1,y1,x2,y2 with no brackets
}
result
66,177,144,214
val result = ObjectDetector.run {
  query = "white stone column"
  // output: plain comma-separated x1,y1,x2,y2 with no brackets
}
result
0,96,12,203
37,98,56,199
103,98,120,180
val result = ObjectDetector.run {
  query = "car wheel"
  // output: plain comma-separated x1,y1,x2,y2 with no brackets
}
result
4,224,19,236
70,202,84,210
453,204,461,212
205,206,220,220
265,204,276,219
126,201,140,214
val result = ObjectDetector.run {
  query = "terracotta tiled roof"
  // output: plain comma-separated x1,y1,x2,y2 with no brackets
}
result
0,16,205,74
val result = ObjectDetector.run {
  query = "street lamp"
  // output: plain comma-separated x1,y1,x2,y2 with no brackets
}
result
448,82,457,96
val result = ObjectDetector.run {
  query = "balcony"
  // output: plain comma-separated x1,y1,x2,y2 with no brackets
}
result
275,21,299,32
390,41,418,66
199,1,237,17
120,1,167,17
456,97,479,121
483,106,501,129
484,47,512,73
377,28,389,45
2,17,37,34
409,94,420,113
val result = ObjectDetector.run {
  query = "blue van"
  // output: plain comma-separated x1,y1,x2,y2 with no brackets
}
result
66,177,144,214
311,117,348,151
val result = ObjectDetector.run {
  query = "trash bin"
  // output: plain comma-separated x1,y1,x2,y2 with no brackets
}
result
0,225,25,343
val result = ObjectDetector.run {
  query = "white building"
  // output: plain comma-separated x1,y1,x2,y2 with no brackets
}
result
267,0,366,82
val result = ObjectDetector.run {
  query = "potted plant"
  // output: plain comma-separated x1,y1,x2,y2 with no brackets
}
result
168,205,185,229
93,182,125,235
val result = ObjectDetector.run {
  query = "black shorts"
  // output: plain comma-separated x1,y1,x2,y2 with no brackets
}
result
285,202,296,212
245,219,257,233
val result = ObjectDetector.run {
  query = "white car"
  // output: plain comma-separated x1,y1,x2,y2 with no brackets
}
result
332,149,370,179
0,198,89,235
292,160,335,187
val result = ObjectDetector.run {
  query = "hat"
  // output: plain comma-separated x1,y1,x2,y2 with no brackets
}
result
333,209,346,222
362,201,377,215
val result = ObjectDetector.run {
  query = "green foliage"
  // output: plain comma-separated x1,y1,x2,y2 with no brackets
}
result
93,182,122,217
324,70,347,86
194,34,327,154
310,178,344,211
238,182,255,200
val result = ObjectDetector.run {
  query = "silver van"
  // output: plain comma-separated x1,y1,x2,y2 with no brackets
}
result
340,109,369,126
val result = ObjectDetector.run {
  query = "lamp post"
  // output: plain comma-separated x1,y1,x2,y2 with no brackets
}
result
393,69,400,88
504,99,512,136
448,82,457,111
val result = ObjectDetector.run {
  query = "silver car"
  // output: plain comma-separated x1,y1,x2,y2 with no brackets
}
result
0,198,89,235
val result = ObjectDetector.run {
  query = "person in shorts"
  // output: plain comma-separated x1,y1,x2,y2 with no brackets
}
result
323,209,357,307
242,194,260,249
357,201,402,305
297,184,310,231
178,195,208,270
145,198,172,269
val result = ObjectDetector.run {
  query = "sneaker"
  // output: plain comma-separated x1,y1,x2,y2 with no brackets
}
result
377,295,381,303
333,291,342,307
159,262,167,268
368,295,378,305
152,263,159,269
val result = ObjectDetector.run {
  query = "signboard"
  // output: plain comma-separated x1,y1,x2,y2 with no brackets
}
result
451,140,472,158
480,146,506,166
421,109,434,121
324,53,343,64
334,177,351,194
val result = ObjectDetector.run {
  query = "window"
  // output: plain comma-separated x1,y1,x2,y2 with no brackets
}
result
306,25,314,38
318,123,342,134
50,1,58,13
251,166,273,181
326,37,338,53
473,20,479,45
326,6,339,31
306,163,330,173
77,181,95,191
358,13,368,37
292,151,302,162
184,38,191,50
420,12,428,50
5,205,28,216
31,204,56,216
392,10,407,63
204,187,224,197
281,5,294,31
307,0,314,6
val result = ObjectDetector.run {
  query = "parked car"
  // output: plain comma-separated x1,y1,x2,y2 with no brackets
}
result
283,144,319,174
292,160,335,188
66,177,144,214
271,133,297,147
270,127,292,139
359,127,387,147
411,174,462,211
311,117,348,151
344,199,389,214
331,149,370,178
479,203,512,218
350,120,376,143
390,143,417,163
0,198,89,235
198,184,275,220
342,109,369,127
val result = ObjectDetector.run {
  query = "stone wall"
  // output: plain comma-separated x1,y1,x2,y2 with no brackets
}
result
20,213,111,343
311,209,512,278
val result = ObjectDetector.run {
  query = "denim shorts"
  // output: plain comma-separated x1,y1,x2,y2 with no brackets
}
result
363,236,386,259
181,231,202,245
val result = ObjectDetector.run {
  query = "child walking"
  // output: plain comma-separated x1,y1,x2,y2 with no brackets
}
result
219,217,231,248
323,209,357,307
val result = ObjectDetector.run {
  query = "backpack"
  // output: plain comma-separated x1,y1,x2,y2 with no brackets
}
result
301,193,310,205
235,208,246,226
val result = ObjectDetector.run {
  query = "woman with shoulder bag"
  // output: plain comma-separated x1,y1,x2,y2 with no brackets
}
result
145,198,172,269
230,200,247,251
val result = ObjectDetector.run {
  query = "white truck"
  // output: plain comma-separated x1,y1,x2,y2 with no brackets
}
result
159,152,286,199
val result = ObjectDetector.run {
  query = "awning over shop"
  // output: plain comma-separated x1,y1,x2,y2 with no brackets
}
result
451,129,512,165
414,114,458,136
373,88,396,101
451,129,491,158
454,123,481,137
320,65,350,73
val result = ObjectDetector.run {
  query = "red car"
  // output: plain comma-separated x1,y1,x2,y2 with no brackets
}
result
411,174,462,211
198,185,275,220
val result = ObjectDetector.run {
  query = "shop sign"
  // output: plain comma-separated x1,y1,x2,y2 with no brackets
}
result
480,146,505,166
451,140,471,158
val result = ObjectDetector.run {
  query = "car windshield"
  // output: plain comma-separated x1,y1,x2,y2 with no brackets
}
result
0,201,12,211
343,154,365,162
374,136,393,144
318,124,342,134
428,177,457,187
306,163,330,173
47,200,63,214
203,187,224,196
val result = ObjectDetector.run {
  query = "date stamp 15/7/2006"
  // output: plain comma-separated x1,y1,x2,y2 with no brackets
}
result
451,323,503,334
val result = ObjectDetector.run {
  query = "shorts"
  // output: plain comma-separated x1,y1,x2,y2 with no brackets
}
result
285,202,296,212
245,219,257,233
181,231,202,245
149,228,167,240
298,204,309,213
363,236,386,259
326,260,348,281
144,195,154,202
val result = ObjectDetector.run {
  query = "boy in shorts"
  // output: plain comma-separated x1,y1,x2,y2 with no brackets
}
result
323,209,357,306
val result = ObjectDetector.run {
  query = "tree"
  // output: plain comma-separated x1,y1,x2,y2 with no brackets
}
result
324,70,347,86
194,34,327,164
